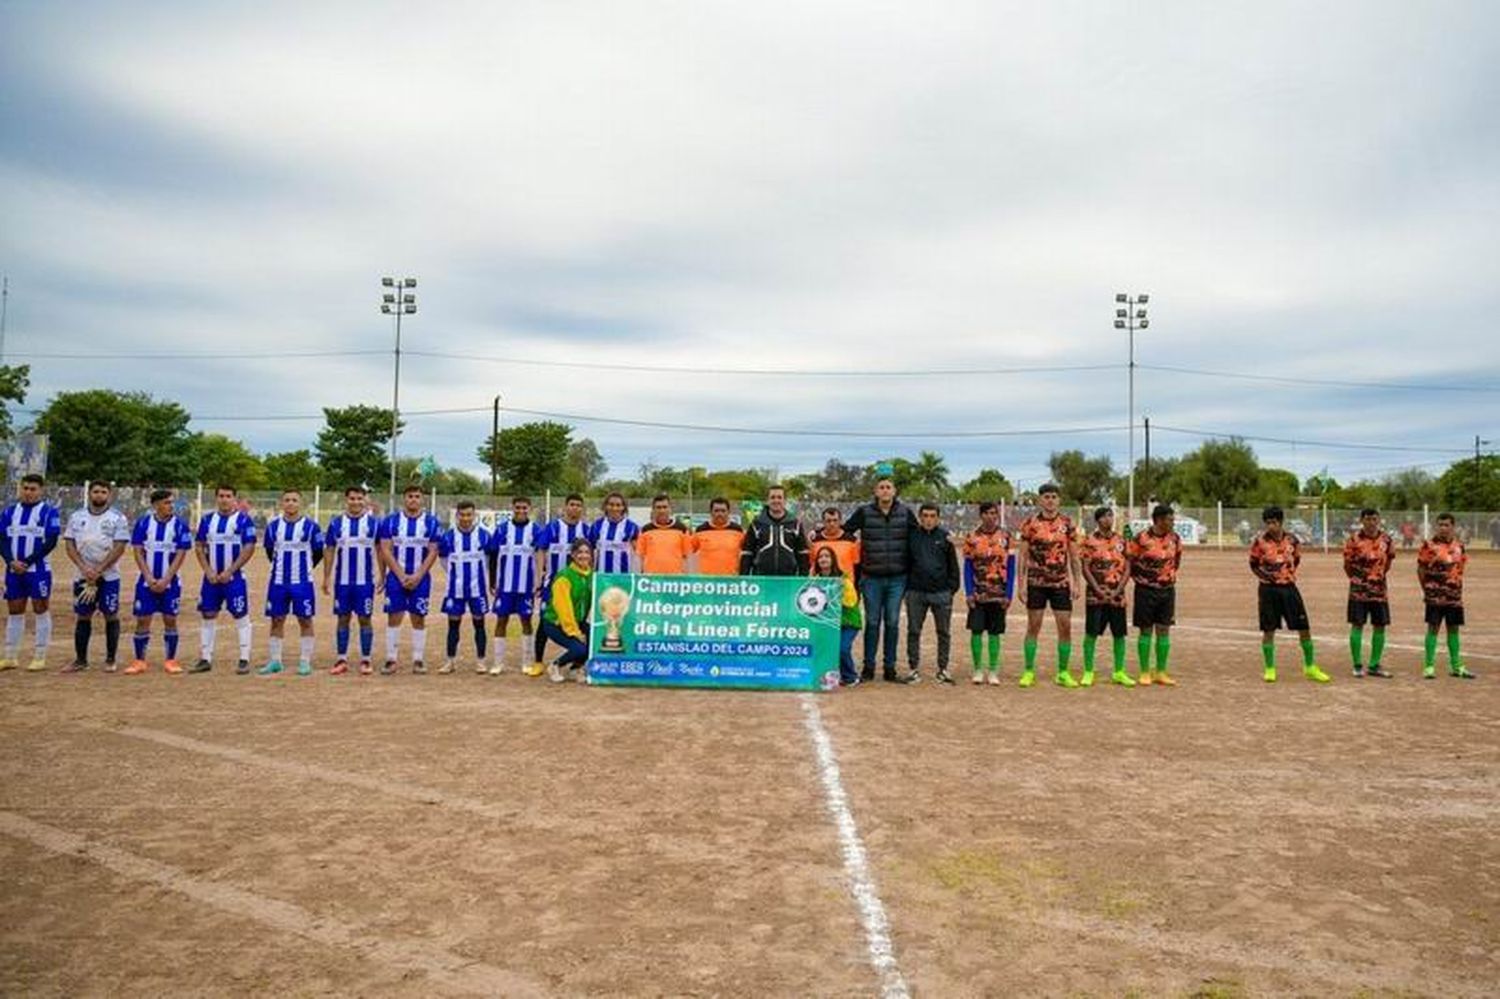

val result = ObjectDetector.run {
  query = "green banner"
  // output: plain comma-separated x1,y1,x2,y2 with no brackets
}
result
586,573,843,690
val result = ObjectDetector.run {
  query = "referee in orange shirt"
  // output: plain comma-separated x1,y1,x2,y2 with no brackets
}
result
636,494,695,574
694,498,743,576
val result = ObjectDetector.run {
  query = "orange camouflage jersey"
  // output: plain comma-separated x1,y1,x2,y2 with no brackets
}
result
1343,529,1395,602
1417,537,1466,606
962,527,1012,604
1078,530,1128,606
1020,513,1075,589
1249,531,1300,585
1127,528,1182,588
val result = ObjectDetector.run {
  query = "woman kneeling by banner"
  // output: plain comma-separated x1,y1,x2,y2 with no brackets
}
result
541,539,593,684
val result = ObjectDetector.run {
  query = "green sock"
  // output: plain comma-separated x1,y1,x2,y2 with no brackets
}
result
1447,630,1462,667
1300,638,1316,667
987,634,1001,670
1057,641,1072,672
970,633,983,670
1023,637,1038,671
1111,636,1126,672
1370,629,1385,666
1348,626,1363,667
1082,635,1097,672
1424,631,1438,668
1137,633,1153,673
1261,643,1276,669
1155,634,1171,673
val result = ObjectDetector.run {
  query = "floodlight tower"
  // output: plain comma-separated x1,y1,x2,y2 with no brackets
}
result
381,276,417,508
1114,292,1150,516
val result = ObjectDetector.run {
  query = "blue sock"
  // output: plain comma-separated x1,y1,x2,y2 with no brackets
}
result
336,627,350,656
359,627,373,657
165,631,179,659
133,631,149,660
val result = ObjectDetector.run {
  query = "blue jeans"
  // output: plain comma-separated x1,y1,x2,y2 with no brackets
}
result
839,626,860,683
540,619,590,667
860,574,906,672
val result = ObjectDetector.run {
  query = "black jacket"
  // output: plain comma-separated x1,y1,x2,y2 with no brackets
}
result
740,510,809,576
908,524,960,594
843,500,916,577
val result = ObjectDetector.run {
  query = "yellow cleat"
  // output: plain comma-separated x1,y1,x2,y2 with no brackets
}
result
0,657,16,671
25,657,47,672
1018,670,1036,689
1303,664,1331,684
1138,670,1154,686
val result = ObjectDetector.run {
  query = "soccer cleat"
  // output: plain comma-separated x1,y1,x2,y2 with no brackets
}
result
1054,671,1079,689
1263,666,1277,683
1450,665,1477,680
476,660,490,675
487,662,503,676
26,656,48,672
1352,664,1365,677
1422,665,1436,680
60,660,89,674
163,659,183,675
546,661,566,683
935,669,954,685
235,659,251,675
1155,672,1178,687
296,660,313,677
358,659,374,676
1139,671,1154,686
330,660,349,676
1366,664,1393,678
1110,669,1137,688
0,657,16,671
380,660,397,676
1079,670,1095,688
1018,670,1036,689
412,661,427,675
124,659,148,675
1303,664,1331,684
524,662,545,677
986,671,1001,686
189,659,212,674
971,671,984,685
257,661,284,676
437,660,456,675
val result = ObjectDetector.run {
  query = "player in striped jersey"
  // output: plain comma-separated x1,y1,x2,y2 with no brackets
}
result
378,485,442,674
440,500,492,674
529,493,589,676
588,492,639,575
322,486,381,675
192,485,258,674
1,474,62,671
259,488,324,676
125,489,193,675
485,496,540,675
62,481,131,671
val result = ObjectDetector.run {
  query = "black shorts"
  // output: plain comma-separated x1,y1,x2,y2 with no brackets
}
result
966,602,1006,634
1347,599,1391,627
1133,586,1176,629
1259,584,1310,632
1085,603,1127,638
1424,603,1464,628
1025,585,1072,612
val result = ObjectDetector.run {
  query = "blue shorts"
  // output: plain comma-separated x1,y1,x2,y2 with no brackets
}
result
492,591,534,618
334,583,376,618
442,595,488,618
73,578,120,616
133,579,182,617
266,582,316,620
199,577,249,617
384,576,432,616
5,570,52,602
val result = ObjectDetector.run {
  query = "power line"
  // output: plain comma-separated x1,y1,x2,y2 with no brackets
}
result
1139,363,1500,394
9,348,388,361
1153,424,1473,454
404,350,1123,378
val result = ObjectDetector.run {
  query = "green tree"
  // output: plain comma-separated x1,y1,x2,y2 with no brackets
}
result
1047,450,1116,504
1128,455,1183,504
263,449,321,492
561,438,608,494
476,420,573,495
1380,467,1440,509
809,459,870,500
194,434,267,490
1438,455,1500,510
1251,468,1301,507
315,405,400,490
1185,439,1261,506
35,390,197,483
912,450,952,498
959,468,1014,502
0,364,31,442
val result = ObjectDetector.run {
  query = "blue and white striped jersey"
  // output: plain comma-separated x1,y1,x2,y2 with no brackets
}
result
263,516,324,586
1,501,62,574
325,512,380,586
488,518,540,594
588,515,639,574
440,526,492,601
195,510,258,579
378,512,443,575
131,513,193,581
536,517,591,583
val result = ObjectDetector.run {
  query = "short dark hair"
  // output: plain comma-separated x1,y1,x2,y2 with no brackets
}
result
1039,482,1060,496
568,537,593,559
564,493,584,505
1360,507,1379,518
20,473,44,487
344,485,367,497
822,506,841,517
1436,512,1456,524
215,484,237,496
709,497,729,510
652,493,670,505
1262,505,1284,523
1151,504,1174,521
767,484,786,496
978,501,998,514
456,500,476,513
280,488,301,498
512,495,531,505
403,485,423,496
918,502,939,515
1094,506,1113,522
150,488,173,504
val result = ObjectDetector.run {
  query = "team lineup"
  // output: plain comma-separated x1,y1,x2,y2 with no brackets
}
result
0,472,1477,686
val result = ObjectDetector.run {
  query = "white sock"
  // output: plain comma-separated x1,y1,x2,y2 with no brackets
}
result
5,615,23,657
236,617,252,661
201,620,217,663
494,636,507,666
268,636,283,663
412,628,427,663
33,612,52,658
385,628,400,662
300,635,314,664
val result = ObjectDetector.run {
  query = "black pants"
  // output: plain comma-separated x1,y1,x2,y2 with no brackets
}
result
905,590,952,670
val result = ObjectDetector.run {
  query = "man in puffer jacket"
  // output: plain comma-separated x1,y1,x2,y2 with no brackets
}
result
842,477,917,682
904,502,961,684
740,485,808,576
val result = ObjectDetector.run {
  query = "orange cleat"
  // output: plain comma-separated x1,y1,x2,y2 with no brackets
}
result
123,659,149,675
163,659,183,675
1139,671,1154,686
1155,672,1177,687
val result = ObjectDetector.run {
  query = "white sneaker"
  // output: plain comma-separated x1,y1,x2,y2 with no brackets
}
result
575,668,589,684
546,661,566,683
487,662,504,676
971,671,984,685
987,672,1001,686
475,660,489,675
438,660,456,675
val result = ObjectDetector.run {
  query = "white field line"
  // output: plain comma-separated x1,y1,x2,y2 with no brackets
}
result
0,810,545,998
799,694,909,999
1173,623,1500,662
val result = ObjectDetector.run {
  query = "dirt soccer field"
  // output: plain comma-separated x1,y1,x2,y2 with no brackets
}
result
1,547,1497,997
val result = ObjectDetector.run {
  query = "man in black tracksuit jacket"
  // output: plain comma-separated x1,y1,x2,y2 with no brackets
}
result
741,486,809,576
904,502,961,684
843,478,917,681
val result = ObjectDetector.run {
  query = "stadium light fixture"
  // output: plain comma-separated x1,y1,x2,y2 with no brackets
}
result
403,278,417,288
382,276,395,287
1115,293,1128,303
1114,292,1151,516
380,274,418,508
1114,319,1126,329
1137,294,1149,304
1116,308,1128,318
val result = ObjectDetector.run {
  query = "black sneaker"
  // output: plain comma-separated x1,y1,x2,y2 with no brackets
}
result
839,676,862,688
235,659,251,675
935,669,955,685
1366,664,1393,678
380,660,397,675
882,669,900,683
1352,664,1364,677
60,660,89,674
189,659,212,674
412,661,428,675
860,667,875,682
902,670,922,685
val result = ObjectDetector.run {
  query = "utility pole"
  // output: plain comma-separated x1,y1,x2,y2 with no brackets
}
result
1143,416,1151,506
1,275,9,361
1114,292,1151,517
380,276,418,510
490,395,502,496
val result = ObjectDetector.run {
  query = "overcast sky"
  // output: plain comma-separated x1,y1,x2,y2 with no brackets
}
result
2,0,1497,490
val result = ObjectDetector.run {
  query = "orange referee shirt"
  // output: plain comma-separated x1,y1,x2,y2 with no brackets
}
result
636,520,695,574
694,522,744,575
809,529,860,580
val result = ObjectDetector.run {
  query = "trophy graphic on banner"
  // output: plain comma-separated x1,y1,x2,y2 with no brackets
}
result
598,586,632,653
